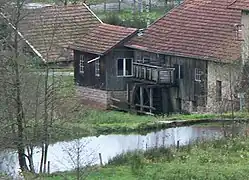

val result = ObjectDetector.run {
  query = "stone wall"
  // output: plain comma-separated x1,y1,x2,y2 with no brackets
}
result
76,86,109,109
76,86,127,109
206,61,240,113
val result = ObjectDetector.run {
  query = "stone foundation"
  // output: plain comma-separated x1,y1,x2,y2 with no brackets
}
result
76,86,127,109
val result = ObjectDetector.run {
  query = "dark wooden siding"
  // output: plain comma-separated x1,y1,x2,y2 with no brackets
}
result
74,50,106,89
105,47,134,91
164,55,207,106
133,49,208,107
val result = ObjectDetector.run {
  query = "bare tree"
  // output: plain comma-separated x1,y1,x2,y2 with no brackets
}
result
0,0,79,175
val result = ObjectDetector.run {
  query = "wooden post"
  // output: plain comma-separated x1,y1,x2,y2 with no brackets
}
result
104,1,107,13
149,87,153,113
47,161,50,174
133,0,136,14
99,153,103,166
118,0,121,12
176,140,180,150
140,86,143,111
127,83,130,108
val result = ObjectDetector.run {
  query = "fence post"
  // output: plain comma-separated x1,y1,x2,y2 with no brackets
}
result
99,153,103,166
176,140,180,150
104,1,107,13
47,161,50,174
119,0,121,12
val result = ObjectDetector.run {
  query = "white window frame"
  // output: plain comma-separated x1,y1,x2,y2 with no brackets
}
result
117,58,133,77
79,55,84,74
195,68,202,82
95,59,100,77
234,24,243,40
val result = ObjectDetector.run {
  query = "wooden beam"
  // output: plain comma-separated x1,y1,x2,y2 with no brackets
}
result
149,87,153,113
110,97,121,102
140,86,143,111
135,104,156,110
87,56,100,63
127,83,130,103
136,110,154,116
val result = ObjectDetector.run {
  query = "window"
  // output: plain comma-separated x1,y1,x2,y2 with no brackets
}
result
79,55,84,74
195,68,202,82
117,58,133,76
216,80,222,101
234,24,243,40
174,64,184,79
95,60,100,77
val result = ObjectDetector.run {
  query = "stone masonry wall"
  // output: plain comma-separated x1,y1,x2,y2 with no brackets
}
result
76,86,109,109
76,86,128,109
206,61,240,113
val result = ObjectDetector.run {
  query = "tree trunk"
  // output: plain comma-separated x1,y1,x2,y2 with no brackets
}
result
14,0,28,171
43,66,49,173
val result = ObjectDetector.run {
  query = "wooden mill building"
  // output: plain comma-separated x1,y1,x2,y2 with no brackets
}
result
72,0,249,114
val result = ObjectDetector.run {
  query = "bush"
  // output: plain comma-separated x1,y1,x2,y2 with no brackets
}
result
102,11,159,28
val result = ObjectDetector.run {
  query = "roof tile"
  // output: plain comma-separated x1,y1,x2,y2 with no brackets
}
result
126,0,243,62
18,4,101,62
72,23,137,55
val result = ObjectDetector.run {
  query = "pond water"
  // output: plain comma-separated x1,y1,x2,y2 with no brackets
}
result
0,123,246,179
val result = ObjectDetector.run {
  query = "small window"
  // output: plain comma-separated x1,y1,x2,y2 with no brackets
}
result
174,64,184,79
79,55,84,74
126,58,132,76
216,80,222,101
95,60,100,77
117,58,133,76
234,24,243,40
195,68,202,82
117,58,124,76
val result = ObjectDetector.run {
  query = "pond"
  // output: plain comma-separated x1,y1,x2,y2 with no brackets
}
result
0,123,246,179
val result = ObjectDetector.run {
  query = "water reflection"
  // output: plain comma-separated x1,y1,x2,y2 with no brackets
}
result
0,124,244,178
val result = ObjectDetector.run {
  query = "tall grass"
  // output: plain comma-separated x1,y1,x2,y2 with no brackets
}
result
43,134,249,179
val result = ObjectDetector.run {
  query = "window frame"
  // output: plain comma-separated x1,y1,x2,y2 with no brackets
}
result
79,54,84,74
117,58,133,77
95,59,100,77
234,24,244,41
195,68,202,82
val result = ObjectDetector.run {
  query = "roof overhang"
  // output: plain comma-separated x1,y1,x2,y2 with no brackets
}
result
125,44,240,64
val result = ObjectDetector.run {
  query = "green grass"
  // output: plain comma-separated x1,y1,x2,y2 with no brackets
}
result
30,136,249,180
2,71,248,146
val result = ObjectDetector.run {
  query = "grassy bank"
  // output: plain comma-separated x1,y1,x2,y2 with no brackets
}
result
1,73,248,146
30,135,249,179
56,109,249,134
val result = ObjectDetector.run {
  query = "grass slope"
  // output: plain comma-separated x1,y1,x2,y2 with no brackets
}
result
39,136,249,179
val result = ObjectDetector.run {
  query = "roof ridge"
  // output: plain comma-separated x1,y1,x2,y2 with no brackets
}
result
0,11,46,63
83,3,103,23
227,0,238,7
101,23,137,30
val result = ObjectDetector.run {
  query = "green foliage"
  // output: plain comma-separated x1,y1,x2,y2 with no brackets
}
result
101,10,163,28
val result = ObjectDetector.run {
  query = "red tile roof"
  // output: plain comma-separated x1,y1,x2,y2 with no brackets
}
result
18,4,101,62
71,23,137,55
126,0,243,62
228,0,249,10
